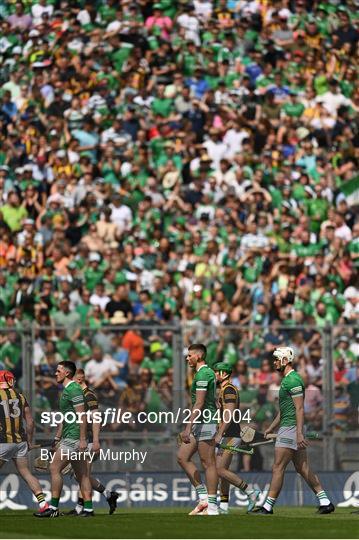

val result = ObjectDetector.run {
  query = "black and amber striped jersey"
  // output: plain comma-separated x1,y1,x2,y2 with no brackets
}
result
218,382,241,437
0,388,28,443
83,386,98,443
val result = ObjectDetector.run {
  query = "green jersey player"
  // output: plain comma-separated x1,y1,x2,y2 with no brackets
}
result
255,347,334,516
34,361,93,518
177,344,219,515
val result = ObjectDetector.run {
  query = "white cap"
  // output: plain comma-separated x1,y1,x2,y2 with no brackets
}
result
344,286,358,300
89,252,101,263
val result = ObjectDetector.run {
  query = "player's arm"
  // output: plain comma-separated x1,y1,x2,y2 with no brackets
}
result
180,388,207,444
71,388,87,451
292,394,308,449
74,402,87,451
90,409,100,454
87,392,100,454
264,412,281,437
53,421,63,448
23,403,35,449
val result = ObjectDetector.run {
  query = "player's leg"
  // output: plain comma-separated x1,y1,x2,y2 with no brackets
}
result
256,446,293,515
14,454,49,513
216,441,261,513
293,449,334,514
198,437,218,515
216,450,232,513
91,476,119,515
1,442,49,513
34,446,70,517
72,459,93,517
177,435,207,514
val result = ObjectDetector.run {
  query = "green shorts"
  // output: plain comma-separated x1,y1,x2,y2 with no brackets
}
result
192,423,217,441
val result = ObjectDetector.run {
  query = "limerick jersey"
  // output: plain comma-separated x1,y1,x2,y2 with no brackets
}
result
191,364,217,423
279,370,305,427
0,389,28,443
83,386,98,443
218,382,241,437
59,381,84,440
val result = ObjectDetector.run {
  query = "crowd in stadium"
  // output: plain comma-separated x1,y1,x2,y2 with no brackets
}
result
0,0,358,434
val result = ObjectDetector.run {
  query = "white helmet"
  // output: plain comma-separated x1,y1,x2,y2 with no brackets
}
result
273,347,295,366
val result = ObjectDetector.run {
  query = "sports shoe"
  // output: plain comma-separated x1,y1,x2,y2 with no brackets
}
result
219,506,229,515
247,489,261,513
34,508,60,518
188,501,208,515
207,508,219,515
78,511,94,518
317,503,335,514
252,506,273,515
107,491,119,515
65,508,82,516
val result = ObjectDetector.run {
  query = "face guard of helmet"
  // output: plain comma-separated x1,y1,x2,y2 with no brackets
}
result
0,370,15,387
214,362,232,383
273,347,295,371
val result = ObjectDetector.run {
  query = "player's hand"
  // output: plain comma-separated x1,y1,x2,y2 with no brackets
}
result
79,438,88,452
263,429,272,439
180,430,191,444
297,433,309,449
92,441,100,454
51,437,60,449
27,442,41,451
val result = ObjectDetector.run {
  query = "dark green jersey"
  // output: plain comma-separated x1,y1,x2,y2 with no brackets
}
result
191,365,217,423
279,370,305,427
59,381,84,440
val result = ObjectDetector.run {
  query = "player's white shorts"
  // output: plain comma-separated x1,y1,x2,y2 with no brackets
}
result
192,423,217,441
275,426,298,450
0,441,28,461
59,437,80,454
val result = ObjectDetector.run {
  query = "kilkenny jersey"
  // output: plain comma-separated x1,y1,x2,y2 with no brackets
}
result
83,386,98,443
218,382,241,437
0,388,28,443
279,370,305,427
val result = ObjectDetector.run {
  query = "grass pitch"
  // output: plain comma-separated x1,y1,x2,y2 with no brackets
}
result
0,507,357,539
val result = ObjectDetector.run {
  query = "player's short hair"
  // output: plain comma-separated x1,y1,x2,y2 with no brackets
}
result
58,361,76,378
188,343,207,360
76,368,85,376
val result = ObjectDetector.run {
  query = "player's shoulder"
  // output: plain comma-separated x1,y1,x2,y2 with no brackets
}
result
66,381,84,395
199,365,216,379
84,386,98,401
288,370,305,386
223,381,238,393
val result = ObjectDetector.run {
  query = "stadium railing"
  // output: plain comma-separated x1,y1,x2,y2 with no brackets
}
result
0,322,357,472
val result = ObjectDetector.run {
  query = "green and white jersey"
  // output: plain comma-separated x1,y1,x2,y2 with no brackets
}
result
191,364,217,424
59,381,84,440
279,370,305,427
